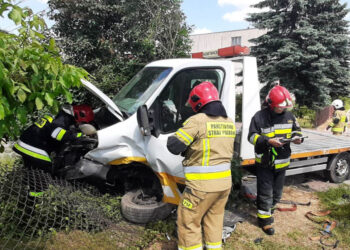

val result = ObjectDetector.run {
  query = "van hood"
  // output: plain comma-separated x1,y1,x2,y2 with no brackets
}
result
81,79,124,121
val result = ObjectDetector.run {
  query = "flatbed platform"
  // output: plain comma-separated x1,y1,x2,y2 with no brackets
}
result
291,129,350,158
241,129,350,166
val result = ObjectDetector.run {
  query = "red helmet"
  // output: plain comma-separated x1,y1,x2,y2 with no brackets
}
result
187,81,219,112
266,85,293,109
73,105,94,123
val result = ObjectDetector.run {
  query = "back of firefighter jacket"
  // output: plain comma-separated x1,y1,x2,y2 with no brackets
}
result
174,113,236,192
330,110,347,133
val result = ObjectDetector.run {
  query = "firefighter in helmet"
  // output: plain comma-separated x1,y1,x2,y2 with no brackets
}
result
13,104,94,173
327,99,348,135
167,82,235,250
248,85,303,235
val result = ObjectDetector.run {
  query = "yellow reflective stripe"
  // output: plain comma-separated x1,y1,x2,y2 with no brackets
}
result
332,127,344,132
185,170,231,180
275,162,290,169
271,147,277,156
253,134,260,145
44,115,53,123
255,158,261,163
14,143,51,162
56,129,67,141
205,241,222,246
176,129,193,146
35,118,47,128
257,213,272,219
341,116,346,122
275,128,292,134
76,132,82,138
329,123,334,127
202,139,210,166
178,244,203,250
262,132,275,138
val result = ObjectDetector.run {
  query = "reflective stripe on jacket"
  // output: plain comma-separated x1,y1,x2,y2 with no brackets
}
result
14,111,79,158
329,110,347,133
248,108,302,170
14,140,51,162
174,113,235,192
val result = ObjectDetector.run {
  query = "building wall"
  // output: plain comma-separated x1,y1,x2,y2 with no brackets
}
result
190,28,267,53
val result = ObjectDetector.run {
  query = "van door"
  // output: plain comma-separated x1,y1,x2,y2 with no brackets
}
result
142,67,228,203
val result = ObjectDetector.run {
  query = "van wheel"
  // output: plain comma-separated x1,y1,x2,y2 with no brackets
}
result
121,189,175,224
325,152,350,183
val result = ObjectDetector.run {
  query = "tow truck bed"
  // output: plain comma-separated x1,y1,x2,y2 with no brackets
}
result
291,129,350,155
239,128,350,177
288,129,350,176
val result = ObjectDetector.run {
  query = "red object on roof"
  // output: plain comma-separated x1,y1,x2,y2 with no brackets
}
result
191,52,204,58
191,45,250,58
218,46,250,57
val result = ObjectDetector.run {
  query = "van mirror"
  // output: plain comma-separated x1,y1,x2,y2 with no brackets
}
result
137,105,151,136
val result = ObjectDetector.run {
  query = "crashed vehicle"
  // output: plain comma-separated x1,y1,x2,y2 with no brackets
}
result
56,50,247,224
56,46,350,224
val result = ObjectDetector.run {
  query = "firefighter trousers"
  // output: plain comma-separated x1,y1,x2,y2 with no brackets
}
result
256,167,286,227
177,187,231,250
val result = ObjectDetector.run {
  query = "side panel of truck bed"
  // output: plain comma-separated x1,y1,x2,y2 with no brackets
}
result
241,129,350,165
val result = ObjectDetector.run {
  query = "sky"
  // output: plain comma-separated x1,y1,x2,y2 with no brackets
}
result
1,0,350,34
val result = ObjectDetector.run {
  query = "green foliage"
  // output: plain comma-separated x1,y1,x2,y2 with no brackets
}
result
248,0,350,109
317,185,350,246
0,1,88,145
339,96,350,111
293,105,316,128
48,0,192,96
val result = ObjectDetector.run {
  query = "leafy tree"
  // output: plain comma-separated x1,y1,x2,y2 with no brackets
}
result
48,0,192,97
248,0,350,108
0,0,88,150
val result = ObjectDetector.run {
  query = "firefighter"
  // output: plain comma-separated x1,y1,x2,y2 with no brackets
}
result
13,104,94,173
248,85,303,235
327,99,348,135
167,82,235,250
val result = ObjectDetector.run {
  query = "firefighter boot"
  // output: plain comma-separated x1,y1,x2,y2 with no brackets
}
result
258,217,275,235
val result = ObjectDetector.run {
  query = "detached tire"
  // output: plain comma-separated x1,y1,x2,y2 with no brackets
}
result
121,190,175,224
325,152,350,183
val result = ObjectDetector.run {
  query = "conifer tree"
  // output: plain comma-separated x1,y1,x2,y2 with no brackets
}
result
248,0,350,108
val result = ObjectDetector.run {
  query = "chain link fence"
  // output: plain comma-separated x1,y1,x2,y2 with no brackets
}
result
0,164,176,249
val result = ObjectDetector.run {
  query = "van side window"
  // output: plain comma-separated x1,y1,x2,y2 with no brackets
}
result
156,68,225,133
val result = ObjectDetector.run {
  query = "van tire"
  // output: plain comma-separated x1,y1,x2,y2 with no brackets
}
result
121,189,175,224
325,152,350,183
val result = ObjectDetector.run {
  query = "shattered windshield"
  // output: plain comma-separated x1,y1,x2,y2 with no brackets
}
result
113,67,172,115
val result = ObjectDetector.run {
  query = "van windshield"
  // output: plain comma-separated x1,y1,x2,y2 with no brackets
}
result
113,67,172,115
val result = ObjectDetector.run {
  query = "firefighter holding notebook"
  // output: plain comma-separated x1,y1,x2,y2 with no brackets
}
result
248,85,303,235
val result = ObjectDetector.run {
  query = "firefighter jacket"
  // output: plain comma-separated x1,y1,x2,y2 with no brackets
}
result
248,107,302,170
329,109,347,133
167,112,236,192
13,110,82,163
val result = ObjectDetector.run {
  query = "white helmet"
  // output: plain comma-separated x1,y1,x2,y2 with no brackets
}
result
331,99,343,109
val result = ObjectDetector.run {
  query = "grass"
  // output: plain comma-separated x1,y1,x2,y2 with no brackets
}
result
316,185,350,247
